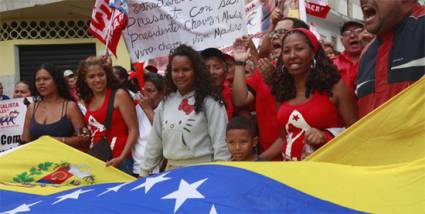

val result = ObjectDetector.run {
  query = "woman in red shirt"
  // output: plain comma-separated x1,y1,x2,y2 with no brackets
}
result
272,28,358,160
77,56,138,173
235,29,358,161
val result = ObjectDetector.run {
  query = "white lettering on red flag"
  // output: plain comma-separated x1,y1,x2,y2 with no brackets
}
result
89,0,128,56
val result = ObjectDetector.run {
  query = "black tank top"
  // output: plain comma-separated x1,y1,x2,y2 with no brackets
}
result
29,101,74,140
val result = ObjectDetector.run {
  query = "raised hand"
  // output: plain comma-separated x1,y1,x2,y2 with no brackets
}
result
232,37,250,62
271,8,284,27
258,58,276,85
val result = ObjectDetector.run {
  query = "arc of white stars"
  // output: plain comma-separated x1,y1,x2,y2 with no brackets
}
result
162,178,208,213
97,182,130,196
131,172,171,193
1,201,41,214
52,189,93,205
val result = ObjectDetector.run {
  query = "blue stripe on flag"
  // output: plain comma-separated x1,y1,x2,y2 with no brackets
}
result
1,165,362,213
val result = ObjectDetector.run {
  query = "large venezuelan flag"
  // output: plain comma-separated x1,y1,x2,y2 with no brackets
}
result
0,78,424,213
0,137,135,196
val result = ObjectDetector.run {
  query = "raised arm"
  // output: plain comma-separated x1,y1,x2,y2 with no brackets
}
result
232,38,255,107
258,8,283,58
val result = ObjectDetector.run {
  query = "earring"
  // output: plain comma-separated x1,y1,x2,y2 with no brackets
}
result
310,59,317,69
281,65,285,73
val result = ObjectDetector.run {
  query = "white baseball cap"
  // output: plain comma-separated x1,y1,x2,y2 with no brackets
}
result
63,69,74,77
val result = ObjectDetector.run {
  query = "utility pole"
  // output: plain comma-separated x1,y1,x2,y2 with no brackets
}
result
347,0,353,18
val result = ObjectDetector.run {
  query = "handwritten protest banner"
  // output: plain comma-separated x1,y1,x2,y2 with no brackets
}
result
0,98,26,152
123,0,247,62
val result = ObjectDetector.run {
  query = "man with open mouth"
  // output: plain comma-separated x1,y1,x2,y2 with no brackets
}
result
355,0,425,118
333,21,365,92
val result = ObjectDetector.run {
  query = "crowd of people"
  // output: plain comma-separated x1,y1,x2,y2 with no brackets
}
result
0,0,423,177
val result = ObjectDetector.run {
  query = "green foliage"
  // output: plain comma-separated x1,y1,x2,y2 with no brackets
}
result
13,172,34,183
29,167,42,175
38,162,53,171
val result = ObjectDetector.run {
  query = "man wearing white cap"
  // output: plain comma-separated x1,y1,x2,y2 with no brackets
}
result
63,69,78,101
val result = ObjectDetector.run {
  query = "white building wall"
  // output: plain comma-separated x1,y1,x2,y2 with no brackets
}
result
352,0,364,20
329,0,348,16
307,14,345,52
305,0,364,52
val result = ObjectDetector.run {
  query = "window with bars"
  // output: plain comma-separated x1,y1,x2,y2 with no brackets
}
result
0,20,91,41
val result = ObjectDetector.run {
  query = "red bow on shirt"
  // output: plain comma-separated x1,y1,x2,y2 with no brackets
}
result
178,98,194,115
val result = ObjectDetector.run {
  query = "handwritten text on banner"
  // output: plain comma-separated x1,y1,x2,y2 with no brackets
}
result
123,0,247,62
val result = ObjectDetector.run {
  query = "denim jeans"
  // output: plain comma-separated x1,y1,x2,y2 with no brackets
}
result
117,157,134,176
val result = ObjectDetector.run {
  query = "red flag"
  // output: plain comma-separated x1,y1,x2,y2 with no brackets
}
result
88,0,128,56
133,62,144,95
105,9,128,56
305,1,331,19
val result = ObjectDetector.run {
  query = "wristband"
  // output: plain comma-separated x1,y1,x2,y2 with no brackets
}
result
235,61,246,66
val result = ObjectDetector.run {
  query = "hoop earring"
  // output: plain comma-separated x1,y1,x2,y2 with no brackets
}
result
310,59,317,69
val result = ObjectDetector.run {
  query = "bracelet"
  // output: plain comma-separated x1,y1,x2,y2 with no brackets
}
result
235,61,246,66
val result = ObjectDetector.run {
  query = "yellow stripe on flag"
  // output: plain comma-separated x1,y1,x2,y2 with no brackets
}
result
216,158,425,213
0,136,135,195
307,77,425,165
212,78,425,213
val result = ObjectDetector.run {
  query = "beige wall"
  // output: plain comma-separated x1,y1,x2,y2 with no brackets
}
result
0,36,130,96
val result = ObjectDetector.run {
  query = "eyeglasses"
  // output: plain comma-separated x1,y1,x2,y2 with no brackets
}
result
342,28,363,37
270,29,289,38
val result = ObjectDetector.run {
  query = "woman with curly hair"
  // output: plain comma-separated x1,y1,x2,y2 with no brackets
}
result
77,56,138,174
21,63,89,149
140,44,230,176
235,28,358,161
275,28,357,160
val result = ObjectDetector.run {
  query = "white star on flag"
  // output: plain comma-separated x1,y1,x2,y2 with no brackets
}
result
1,201,41,214
162,178,208,213
131,172,171,193
52,189,93,205
98,182,130,196
209,205,218,214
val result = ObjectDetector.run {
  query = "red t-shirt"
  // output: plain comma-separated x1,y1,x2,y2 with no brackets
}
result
221,80,234,120
85,89,129,158
332,51,357,91
246,69,282,154
277,92,343,161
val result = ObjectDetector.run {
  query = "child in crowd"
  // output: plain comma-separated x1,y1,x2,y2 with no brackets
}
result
226,116,258,161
